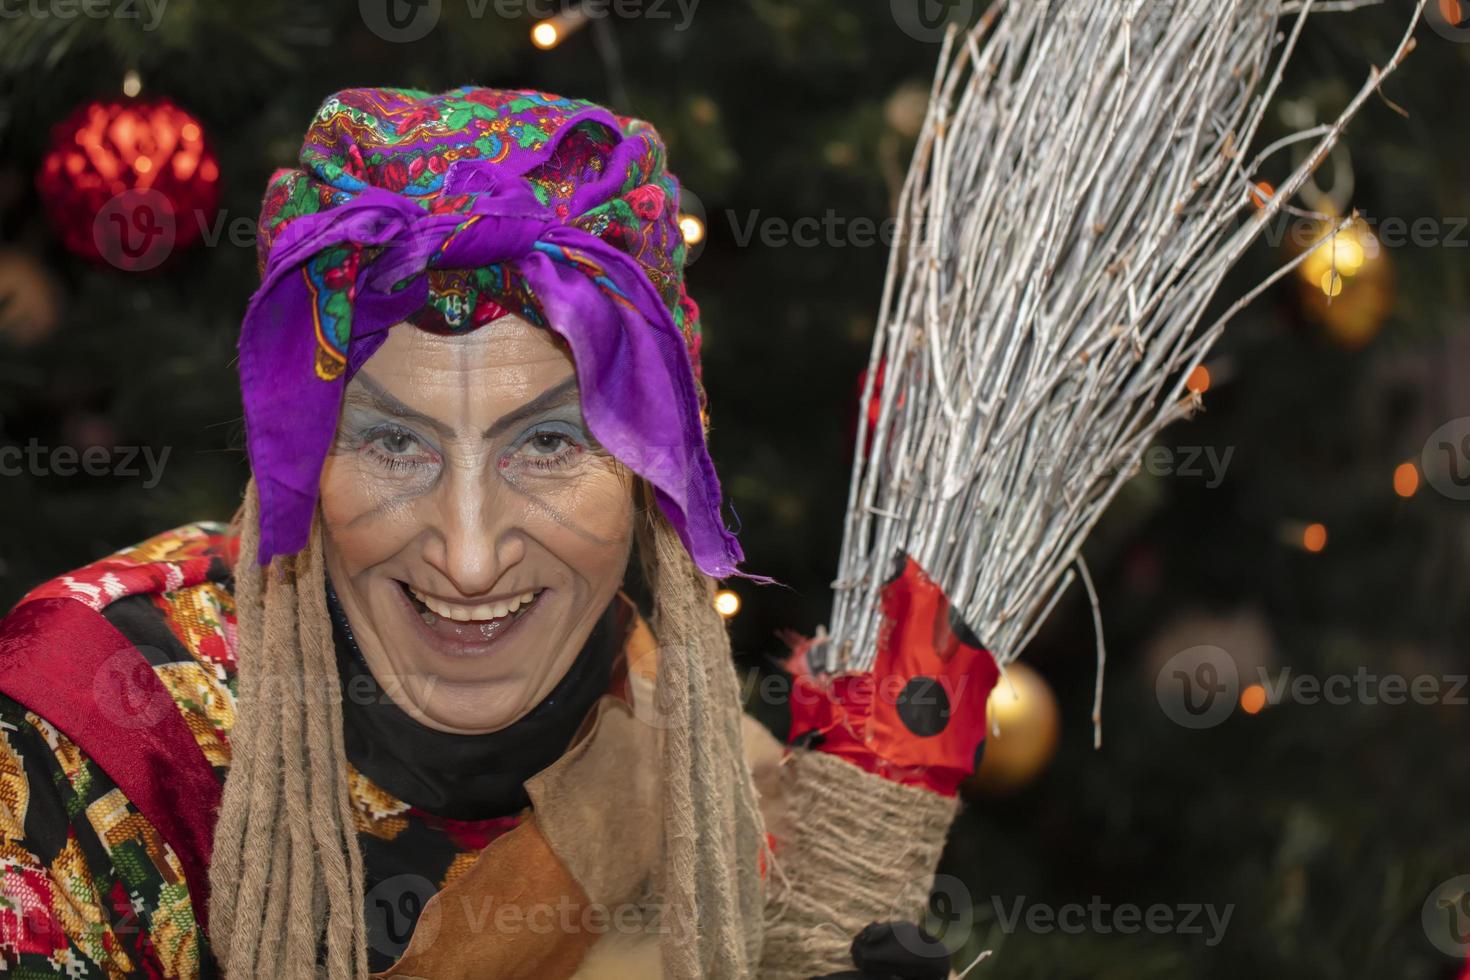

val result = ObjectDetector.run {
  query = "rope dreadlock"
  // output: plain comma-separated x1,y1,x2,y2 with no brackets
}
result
211,478,368,979
637,487,769,979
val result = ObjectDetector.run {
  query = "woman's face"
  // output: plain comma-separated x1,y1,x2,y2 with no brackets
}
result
319,315,636,734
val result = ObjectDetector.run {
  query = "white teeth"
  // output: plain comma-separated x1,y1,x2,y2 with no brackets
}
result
410,587,540,623
504,591,536,615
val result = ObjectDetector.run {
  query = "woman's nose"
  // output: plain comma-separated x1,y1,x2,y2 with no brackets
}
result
423,471,527,596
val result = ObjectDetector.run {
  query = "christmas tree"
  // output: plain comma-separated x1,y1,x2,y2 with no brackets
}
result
1,2,1467,976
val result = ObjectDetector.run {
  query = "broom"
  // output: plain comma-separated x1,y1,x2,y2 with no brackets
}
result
815,0,1427,748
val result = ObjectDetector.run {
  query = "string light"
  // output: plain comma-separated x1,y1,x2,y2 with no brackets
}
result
122,70,141,98
1240,684,1267,715
679,213,705,247
1393,461,1419,498
1302,523,1328,553
531,9,589,49
1185,364,1211,394
713,589,741,618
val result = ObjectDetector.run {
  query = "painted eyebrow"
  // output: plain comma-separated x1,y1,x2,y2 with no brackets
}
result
345,372,580,442
345,373,457,441
482,375,580,440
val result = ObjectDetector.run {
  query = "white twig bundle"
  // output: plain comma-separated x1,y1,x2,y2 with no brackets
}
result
821,0,1425,678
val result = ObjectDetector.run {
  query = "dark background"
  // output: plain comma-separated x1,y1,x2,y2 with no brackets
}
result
1,1,1467,977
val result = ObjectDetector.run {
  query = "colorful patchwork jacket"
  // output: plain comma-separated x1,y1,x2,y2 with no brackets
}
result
0,523,509,976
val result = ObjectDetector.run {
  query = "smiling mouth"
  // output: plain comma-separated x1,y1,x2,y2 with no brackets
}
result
399,581,546,630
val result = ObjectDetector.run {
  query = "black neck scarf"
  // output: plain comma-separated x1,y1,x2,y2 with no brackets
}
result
325,581,622,820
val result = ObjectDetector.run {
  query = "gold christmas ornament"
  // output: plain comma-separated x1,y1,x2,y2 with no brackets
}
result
1294,215,1393,348
968,662,1060,796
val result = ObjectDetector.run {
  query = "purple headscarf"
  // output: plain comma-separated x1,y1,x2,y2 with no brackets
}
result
239,86,749,579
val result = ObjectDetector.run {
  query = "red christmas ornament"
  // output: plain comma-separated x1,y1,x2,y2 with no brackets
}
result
36,96,220,271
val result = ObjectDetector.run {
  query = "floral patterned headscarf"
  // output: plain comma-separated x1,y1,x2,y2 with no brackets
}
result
240,86,745,577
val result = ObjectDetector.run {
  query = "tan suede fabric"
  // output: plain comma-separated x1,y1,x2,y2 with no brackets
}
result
371,815,598,980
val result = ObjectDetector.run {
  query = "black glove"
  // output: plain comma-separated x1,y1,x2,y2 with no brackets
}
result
811,920,951,980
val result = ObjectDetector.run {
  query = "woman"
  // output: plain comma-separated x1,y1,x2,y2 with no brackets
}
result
0,87,991,979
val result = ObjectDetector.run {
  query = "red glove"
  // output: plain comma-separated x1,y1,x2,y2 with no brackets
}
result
786,554,1001,797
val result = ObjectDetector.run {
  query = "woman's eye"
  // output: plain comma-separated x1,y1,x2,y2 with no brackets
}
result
359,426,435,471
525,432,571,456
508,425,586,470
376,430,419,455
